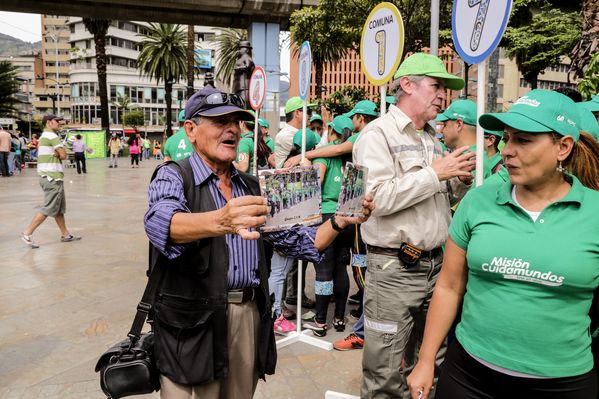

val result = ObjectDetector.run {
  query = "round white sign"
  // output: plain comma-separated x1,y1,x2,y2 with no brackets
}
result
298,41,312,100
248,66,267,110
452,0,512,64
360,2,404,86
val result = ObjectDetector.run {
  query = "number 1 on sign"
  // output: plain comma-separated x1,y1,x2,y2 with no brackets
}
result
375,30,386,76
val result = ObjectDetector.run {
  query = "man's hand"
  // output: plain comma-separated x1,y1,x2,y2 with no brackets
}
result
336,194,375,228
284,154,302,168
218,196,268,240
431,146,475,181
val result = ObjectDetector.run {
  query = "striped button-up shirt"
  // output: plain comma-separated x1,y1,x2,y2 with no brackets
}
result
144,152,260,289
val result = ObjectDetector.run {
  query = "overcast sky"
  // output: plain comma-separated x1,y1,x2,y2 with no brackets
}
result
0,12,42,42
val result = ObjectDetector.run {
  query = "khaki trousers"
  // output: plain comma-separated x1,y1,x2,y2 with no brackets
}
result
361,252,447,399
160,301,260,399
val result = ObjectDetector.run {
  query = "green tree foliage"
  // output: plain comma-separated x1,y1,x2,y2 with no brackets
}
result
213,29,247,88
502,5,581,89
321,86,369,116
578,52,599,100
137,23,187,136
111,94,130,124
0,61,19,117
123,109,145,130
82,18,111,136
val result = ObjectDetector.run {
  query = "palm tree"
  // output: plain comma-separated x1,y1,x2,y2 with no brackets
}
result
111,94,130,125
213,28,247,90
137,23,187,136
0,61,20,116
187,25,195,98
570,0,599,78
82,18,111,137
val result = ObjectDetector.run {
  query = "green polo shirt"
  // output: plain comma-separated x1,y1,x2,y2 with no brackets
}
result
237,132,258,172
450,175,599,377
347,132,360,145
487,152,502,174
37,130,64,180
265,136,275,153
313,142,344,214
163,127,192,161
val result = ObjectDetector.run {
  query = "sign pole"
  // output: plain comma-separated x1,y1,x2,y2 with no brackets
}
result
301,102,307,162
380,84,387,115
248,66,267,177
476,59,487,187
253,109,259,177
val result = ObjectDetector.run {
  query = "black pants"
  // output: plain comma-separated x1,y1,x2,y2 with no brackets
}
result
436,339,597,399
0,151,8,176
75,152,86,174
131,154,139,166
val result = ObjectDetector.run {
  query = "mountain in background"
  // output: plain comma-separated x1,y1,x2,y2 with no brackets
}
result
0,33,41,56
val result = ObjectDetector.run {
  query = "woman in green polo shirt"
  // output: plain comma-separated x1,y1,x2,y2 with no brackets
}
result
235,118,274,174
408,90,599,399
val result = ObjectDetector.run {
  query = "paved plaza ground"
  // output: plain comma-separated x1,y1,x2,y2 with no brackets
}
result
0,157,362,399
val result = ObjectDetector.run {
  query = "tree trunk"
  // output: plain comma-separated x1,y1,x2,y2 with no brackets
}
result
487,48,500,112
314,59,324,100
187,25,195,99
463,62,471,99
570,0,599,78
165,79,173,137
528,74,538,90
95,32,110,138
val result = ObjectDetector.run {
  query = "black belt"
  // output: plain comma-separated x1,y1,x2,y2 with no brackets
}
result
227,288,256,304
366,244,443,260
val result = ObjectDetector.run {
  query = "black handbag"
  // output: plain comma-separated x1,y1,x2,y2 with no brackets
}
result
95,264,164,398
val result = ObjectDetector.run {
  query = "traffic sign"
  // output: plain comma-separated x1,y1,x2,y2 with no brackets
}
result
452,0,512,64
360,2,404,85
298,41,312,100
249,66,267,110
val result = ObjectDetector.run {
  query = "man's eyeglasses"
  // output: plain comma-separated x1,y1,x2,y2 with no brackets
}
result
190,92,246,118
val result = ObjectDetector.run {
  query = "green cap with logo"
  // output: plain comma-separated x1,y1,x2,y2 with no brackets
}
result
285,96,317,114
310,114,323,123
258,118,270,128
576,103,599,140
394,53,465,91
436,99,477,126
385,95,395,104
346,100,379,118
293,129,321,151
579,94,599,113
178,110,186,122
328,114,354,135
479,89,580,142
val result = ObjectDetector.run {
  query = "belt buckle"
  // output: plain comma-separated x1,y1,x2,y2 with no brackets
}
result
228,290,243,304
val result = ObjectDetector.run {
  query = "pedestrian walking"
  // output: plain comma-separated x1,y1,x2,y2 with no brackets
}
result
21,114,81,248
0,126,11,177
128,135,141,167
72,134,87,174
108,134,120,168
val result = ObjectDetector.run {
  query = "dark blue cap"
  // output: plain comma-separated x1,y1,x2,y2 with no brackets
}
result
184,87,254,121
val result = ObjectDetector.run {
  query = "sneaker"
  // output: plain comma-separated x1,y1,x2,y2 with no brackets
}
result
281,304,296,320
333,333,364,351
21,233,39,249
61,234,82,242
109,165,113,168
348,292,362,305
285,295,316,309
302,317,327,337
302,311,316,321
273,314,296,335
350,308,362,319
333,318,346,332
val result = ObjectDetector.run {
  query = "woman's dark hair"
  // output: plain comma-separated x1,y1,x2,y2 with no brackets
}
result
76,134,82,139
255,128,272,167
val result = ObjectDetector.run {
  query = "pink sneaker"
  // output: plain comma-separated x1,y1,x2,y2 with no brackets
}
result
273,314,296,334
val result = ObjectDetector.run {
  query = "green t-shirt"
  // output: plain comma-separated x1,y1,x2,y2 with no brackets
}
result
347,132,360,145
450,176,599,377
313,142,344,214
163,128,192,161
37,130,64,180
265,137,275,153
237,132,256,172
487,152,502,174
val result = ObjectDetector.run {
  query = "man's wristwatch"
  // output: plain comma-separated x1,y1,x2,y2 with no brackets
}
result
330,214,344,232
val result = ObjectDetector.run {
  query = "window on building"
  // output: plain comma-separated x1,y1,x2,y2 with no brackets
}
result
497,84,503,98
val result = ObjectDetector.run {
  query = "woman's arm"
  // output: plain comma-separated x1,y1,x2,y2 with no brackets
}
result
407,238,469,399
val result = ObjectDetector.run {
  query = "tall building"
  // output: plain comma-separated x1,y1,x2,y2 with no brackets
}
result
67,18,217,128
0,54,39,122
33,15,71,118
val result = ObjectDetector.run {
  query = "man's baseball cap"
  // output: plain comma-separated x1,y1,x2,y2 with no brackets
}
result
293,129,321,151
309,114,323,123
436,99,477,126
258,118,270,128
42,114,64,124
328,115,354,135
346,100,379,118
178,110,186,122
479,89,580,142
484,129,504,137
285,96,317,114
579,94,599,113
184,87,253,121
577,104,599,140
394,53,465,91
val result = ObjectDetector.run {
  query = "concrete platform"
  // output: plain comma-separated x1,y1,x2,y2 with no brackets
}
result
0,158,363,399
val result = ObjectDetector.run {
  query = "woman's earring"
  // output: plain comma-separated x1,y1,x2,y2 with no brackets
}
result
556,161,565,173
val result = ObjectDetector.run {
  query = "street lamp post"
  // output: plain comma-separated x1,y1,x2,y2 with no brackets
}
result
37,75,62,115
44,32,61,116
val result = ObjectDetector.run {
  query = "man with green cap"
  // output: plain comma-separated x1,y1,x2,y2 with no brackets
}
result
163,110,193,161
484,129,504,174
352,52,475,398
309,113,324,136
274,96,315,168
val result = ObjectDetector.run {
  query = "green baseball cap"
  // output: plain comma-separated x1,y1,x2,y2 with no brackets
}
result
293,129,320,151
479,89,580,142
394,53,465,91
347,100,379,118
579,94,599,113
576,104,599,140
386,95,395,104
436,99,477,126
309,114,323,123
178,110,186,122
258,118,270,128
285,96,317,114
328,114,354,135
484,129,504,137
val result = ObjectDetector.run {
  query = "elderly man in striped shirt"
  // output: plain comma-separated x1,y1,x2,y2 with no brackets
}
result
21,114,81,249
